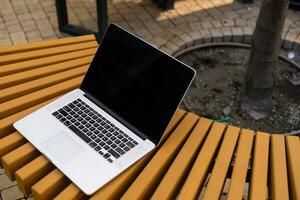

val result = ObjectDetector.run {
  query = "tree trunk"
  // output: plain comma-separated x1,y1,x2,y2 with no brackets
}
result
242,0,290,116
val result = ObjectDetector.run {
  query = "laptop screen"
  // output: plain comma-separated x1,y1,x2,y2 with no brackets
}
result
81,24,195,144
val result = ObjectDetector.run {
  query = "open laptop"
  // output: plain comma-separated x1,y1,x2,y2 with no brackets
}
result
14,24,196,195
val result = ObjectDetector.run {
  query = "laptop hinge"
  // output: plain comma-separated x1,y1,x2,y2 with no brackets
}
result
83,92,153,143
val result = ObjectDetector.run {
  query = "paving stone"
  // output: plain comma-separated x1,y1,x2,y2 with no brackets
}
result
231,27,244,43
284,30,298,49
1,186,24,200
221,27,232,42
243,26,253,44
0,174,16,190
210,28,223,42
7,24,22,33
10,31,27,44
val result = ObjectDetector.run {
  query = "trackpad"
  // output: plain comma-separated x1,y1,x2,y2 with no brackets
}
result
42,132,85,164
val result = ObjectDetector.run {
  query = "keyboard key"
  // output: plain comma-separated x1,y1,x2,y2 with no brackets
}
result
82,128,88,133
126,141,135,148
102,137,108,141
124,146,130,152
100,141,106,147
115,139,121,144
111,143,117,148
106,140,113,145
115,147,125,155
106,133,112,137
70,111,75,115
78,110,83,115
117,135,123,139
113,131,119,136
77,117,83,121
103,153,111,158
74,114,79,118
66,115,72,120
95,146,101,151
92,115,98,120
60,118,67,122
122,138,128,143
93,130,100,134
98,151,104,155
52,111,59,116
86,124,91,128
68,103,75,108
73,107,79,111
69,125,91,143
70,119,76,123
108,149,120,158
94,123,99,127
86,131,92,136
63,106,71,112
109,128,114,132
64,121,71,126
95,138,101,143
124,134,129,138
59,109,68,117
74,121,80,126
107,158,113,163
133,140,138,145
90,127,95,131
102,130,108,134
105,125,110,129
104,145,110,150
79,125,84,129
129,137,133,141
119,143,125,148
91,135,97,140
89,142,97,147
82,113,87,118
82,120,87,125
96,118,102,123
86,117,91,121
111,136,116,141
97,126,104,131
90,120,95,124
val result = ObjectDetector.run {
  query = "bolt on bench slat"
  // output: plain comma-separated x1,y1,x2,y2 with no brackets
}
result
151,117,212,200
177,122,226,200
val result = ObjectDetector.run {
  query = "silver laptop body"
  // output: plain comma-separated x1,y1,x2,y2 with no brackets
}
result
14,24,195,195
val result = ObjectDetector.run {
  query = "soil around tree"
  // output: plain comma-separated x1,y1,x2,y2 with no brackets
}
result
177,46,300,134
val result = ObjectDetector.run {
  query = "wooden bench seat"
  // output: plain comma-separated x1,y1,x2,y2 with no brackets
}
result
0,35,299,200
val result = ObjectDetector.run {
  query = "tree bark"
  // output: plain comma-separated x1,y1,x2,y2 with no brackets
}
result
242,0,290,114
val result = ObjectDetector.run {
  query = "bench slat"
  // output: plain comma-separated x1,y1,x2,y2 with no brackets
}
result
0,41,97,65
32,169,70,200
0,35,96,56
0,48,96,76
270,135,289,200
0,132,26,164
203,126,240,200
121,113,199,200
0,66,88,103
15,156,54,196
0,76,83,119
177,122,226,200
151,117,212,200
286,136,300,200
90,110,186,200
0,96,59,137
2,143,40,180
227,129,254,200
0,56,91,89
249,132,270,200
53,184,85,200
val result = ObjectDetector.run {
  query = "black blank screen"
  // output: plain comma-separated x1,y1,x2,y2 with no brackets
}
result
81,24,195,144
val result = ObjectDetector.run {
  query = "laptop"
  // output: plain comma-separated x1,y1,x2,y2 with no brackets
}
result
14,24,196,195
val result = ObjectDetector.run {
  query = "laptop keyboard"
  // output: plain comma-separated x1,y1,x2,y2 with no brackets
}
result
52,98,139,163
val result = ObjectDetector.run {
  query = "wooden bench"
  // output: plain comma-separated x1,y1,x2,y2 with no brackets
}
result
0,35,299,200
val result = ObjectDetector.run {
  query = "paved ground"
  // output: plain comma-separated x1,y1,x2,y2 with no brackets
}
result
0,0,299,199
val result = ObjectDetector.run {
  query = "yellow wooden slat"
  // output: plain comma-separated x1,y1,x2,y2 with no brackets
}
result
0,76,83,119
249,132,270,200
90,109,186,200
0,96,59,137
0,56,91,89
121,113,199,200
0,35,96,55
227,129,254,200
0,41,97,65
54,184,86,200
286,136,300,200
0,48,96,76
0,65,88,103
0,132,26,165
151,117,212,200
203,126,240,200
177,122,226,200
270,134,289,200
32,169,70,200
15,156,54,196
2,143,40,180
